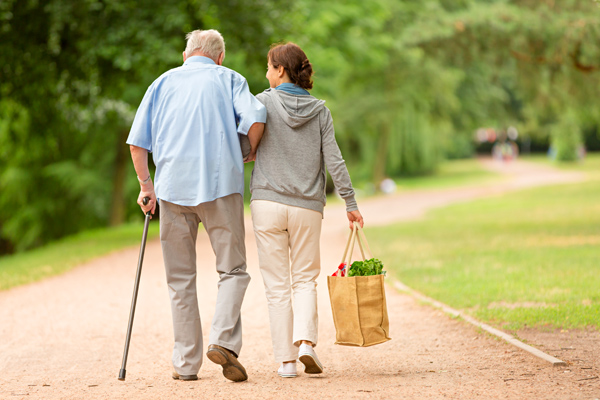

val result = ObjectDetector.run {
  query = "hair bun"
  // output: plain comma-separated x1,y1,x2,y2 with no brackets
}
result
268,43,314,90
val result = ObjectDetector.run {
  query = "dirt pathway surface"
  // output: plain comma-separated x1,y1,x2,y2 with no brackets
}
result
1,159,598,399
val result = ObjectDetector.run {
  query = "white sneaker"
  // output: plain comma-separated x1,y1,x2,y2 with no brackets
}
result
277,362,297,378
298,343,323,374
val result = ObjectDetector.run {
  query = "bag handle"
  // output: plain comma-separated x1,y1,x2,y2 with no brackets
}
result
338,223,373,276
354,222,373,260
332,226,357,277
354,225,366,261
342,223,370,274
344,224,359,267
340,222,356,265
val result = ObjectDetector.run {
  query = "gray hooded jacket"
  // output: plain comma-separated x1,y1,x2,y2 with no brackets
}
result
250,88,357,214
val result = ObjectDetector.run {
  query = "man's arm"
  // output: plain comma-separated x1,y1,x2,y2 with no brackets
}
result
243,122,265,162
130,145,157,216
231,74,266,137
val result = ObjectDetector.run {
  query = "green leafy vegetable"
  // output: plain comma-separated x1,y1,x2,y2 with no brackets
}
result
347,258,385,277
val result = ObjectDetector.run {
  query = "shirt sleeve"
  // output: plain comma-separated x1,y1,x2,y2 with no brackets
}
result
320,107,358,212
232,75,267,135
126,83,155,151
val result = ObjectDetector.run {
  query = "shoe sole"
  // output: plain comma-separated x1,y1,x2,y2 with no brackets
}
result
278,373,297,378
172,374,198,381
206,347,248,382
299,354,323,374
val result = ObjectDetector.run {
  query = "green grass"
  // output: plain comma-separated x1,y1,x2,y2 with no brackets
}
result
393,158,502,190
0,221,160,291
368,170,600,330
348,157,502,200
521,152,600,175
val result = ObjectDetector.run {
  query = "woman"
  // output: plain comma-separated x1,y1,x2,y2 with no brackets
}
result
250,42,363,378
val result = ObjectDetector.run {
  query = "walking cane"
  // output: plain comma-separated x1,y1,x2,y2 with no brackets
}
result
118,196,151,381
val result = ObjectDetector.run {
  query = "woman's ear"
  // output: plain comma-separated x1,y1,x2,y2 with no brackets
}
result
277,65,285,78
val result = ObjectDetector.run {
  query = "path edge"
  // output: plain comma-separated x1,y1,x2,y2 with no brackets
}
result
392,280,567,367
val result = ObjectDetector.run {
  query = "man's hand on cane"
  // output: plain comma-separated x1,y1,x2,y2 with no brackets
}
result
130,145,157,217
137,179,157,217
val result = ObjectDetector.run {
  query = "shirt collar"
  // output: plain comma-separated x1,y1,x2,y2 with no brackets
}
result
275,82,310,96
184,56,216,66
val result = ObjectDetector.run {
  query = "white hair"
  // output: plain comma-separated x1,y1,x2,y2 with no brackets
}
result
185,29,225,60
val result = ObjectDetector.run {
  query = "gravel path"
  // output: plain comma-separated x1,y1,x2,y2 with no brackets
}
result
0,159,597,400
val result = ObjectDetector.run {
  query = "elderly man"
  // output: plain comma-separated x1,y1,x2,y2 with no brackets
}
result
126,29,266,382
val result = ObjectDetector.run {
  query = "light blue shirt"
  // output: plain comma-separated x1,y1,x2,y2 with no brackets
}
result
127,56,267,206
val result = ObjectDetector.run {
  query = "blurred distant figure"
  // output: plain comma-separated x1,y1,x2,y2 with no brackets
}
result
380,178,397,194
477,126,520,162
492,140,519,162
492,128,519,162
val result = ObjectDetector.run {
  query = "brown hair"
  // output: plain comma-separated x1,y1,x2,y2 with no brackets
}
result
268,42,314,90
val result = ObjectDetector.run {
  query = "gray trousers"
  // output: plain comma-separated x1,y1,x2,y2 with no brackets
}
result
159,193,250,375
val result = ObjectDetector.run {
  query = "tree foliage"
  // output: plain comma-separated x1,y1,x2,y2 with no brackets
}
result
0,0,289,252
0,0,598,253
291,0,600,180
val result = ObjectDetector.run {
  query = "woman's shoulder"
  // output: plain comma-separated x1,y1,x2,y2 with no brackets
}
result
319,104,332,119
256,88,274,104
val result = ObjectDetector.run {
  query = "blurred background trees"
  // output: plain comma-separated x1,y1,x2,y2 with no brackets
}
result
1,0,599,254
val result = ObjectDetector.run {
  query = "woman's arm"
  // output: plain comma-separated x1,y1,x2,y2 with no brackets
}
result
320,108,364,228
244,122,265,162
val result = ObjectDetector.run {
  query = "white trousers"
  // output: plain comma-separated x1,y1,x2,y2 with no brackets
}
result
250,200,322,363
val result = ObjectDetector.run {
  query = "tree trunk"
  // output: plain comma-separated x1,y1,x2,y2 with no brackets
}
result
109,129,129,226
373,122,391,187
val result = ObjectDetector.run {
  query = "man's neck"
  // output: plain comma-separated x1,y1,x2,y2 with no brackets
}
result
184,52,219,65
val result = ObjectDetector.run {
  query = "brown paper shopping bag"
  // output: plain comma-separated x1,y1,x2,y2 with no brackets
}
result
327,222,391,347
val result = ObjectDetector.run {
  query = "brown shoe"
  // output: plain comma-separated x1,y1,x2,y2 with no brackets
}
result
206,344,248,382
172,371,198,381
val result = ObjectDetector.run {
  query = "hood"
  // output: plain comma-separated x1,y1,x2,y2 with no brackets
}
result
267,89,325,128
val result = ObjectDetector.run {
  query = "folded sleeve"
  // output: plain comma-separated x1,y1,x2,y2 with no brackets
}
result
126,84,155,151
232,75,267,135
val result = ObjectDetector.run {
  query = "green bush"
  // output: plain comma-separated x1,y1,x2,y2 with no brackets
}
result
552,111,583,162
